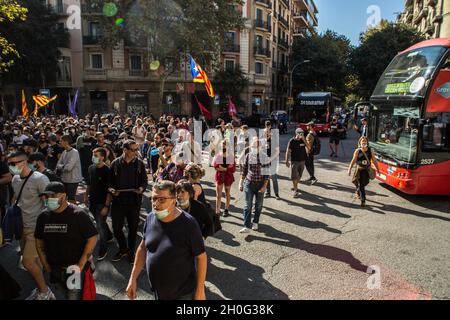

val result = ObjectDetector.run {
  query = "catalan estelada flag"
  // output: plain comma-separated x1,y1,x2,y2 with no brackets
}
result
22,90,28,118
33,95,58,108
189,55,215,97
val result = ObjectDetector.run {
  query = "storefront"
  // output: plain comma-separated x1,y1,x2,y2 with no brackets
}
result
126,91,148,115
90,91,108,114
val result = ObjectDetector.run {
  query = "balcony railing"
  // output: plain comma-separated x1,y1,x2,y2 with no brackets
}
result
129,69,149,77
280,0,290,8
223,44,241,53
278,14,289,28
254,19,271,32
83,35,102,45
254,46,271,57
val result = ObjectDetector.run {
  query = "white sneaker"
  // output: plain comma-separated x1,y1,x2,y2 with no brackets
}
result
35,287,56,300
25,288,39,300
252,223,259,231
239,227,251,234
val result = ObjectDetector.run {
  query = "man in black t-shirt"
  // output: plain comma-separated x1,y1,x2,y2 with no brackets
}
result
126,181,206,300
85,147,113,261
35,182,98,300
286,128,307,198
46,134,63,171
29,152,61,182
76,126,96,180
329,117,345,158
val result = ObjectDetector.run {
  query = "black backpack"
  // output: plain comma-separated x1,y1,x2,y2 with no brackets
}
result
312,133,321,156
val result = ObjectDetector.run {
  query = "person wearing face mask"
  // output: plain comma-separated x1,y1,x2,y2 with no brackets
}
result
28,152,60,182
85,148,113,261
348,137,380,207
56,135,83,204
7,151,53,300
12,128,28,146
126,181,207,300
35,182,98,300
238,137,270,233
175,180,213,239
108,140,148,264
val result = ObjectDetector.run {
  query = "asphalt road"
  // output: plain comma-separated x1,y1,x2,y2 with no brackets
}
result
1,127,449,300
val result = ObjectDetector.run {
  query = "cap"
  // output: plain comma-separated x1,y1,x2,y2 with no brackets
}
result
295,128,304,135
306,121,315,126
28,152,46,162
39,182,66,196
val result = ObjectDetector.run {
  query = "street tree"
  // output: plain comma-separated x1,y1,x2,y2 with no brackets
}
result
0,0,27,73
87,0,244,109
0,0,69,87
292,30,352,98
214,65,248,112
350,20,425,99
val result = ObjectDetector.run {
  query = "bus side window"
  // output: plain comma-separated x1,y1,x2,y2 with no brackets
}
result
423,113,450,151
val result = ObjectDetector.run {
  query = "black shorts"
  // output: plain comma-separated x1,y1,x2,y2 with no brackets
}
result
329,137,340,145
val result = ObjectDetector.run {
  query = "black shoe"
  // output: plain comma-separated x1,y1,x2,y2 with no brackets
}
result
223,209,230,217
310,178,318,185
264,193,271,198
330,152,335,157
275,194,281,200
97,249,108,262
111,250,128,262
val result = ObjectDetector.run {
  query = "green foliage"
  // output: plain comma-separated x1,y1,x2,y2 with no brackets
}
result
292,30,352,98
0,0,27,73
349,21,425,98
0,0,69,85
214,66,248,106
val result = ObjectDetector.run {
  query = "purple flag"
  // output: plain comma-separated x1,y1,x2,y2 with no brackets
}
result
69,89,79,118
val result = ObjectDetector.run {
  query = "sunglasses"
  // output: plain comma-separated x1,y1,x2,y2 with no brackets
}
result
8,160,25,166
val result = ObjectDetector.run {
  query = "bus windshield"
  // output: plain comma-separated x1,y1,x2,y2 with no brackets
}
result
372,46,447,97
369,106,420,164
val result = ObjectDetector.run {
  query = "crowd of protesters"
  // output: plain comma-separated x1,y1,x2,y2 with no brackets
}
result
0,112,378,300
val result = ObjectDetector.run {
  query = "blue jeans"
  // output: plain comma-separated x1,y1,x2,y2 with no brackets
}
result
90,203,112,253
266,174,279,196
243,180,265,228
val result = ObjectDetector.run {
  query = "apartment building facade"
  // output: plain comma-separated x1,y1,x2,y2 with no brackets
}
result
221,0,318,116
397,0,450,39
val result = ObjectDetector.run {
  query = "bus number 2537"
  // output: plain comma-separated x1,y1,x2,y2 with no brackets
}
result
421,159,435,165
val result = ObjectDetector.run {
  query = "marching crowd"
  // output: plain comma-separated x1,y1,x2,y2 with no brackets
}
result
0,113,378,300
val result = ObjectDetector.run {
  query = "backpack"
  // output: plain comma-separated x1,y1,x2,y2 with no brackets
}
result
202,201,222,236
312,133,321,156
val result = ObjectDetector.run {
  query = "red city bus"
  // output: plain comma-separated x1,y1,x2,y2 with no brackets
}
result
293,92,340,134
369,38,450,195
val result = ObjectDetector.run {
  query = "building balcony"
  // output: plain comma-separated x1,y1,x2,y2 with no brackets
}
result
278,14,289,28
413,7,428,24
293,27,311,37
222,44,241,53
83,35,102,45
273,35,277,43
254,46,271,58
84,69,107,80
254,19,271,32
255,0,273,11
129,69,149,77
84,68,183,81
81,4,103,15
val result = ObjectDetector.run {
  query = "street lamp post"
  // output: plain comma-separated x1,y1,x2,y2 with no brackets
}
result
289,59,310,123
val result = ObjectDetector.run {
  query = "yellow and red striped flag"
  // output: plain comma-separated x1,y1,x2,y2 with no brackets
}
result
22,90,28,118
33,104,39,118
33,94,58,107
